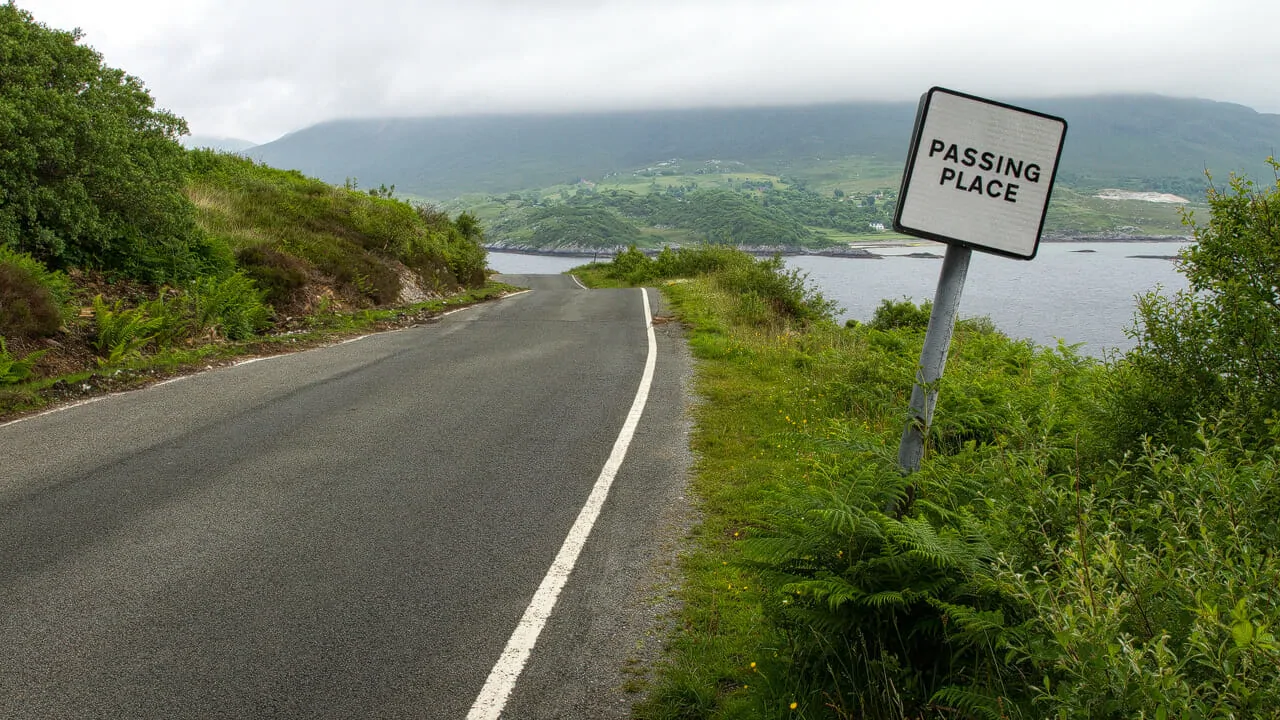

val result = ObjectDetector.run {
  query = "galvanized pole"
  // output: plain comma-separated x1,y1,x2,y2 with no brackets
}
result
897,243,973,474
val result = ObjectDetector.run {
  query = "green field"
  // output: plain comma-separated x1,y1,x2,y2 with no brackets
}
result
467,155,1202,251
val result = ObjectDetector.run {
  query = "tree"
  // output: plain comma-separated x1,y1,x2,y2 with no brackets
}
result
0,3,221,282
1109,161,1280,450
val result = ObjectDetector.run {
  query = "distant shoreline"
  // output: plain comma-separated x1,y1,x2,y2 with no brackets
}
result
485,235,1191,261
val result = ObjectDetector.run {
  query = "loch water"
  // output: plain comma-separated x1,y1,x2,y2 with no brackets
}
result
488,241,1190,356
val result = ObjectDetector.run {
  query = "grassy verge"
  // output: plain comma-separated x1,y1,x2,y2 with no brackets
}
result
0,281,518,421
576,241,1280,719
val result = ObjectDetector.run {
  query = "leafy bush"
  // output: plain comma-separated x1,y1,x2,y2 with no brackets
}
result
716,255,836,325
998,427,1280,719
0,5,223,283
0,336,46,384
870,297,933,331
0,245,70,338
1106,163,1280,451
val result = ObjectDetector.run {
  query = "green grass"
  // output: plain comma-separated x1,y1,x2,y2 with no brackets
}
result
470,154,1204,255
581,235,1280,718
1045,186,1195,235
188,150,488,305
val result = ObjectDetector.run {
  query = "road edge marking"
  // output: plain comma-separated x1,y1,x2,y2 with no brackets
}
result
467,287,657,720
569,274,588,290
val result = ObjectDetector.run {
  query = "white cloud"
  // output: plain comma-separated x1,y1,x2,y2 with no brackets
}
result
15,0,1280,143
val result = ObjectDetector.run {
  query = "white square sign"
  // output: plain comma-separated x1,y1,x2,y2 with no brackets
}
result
893,87,1067,260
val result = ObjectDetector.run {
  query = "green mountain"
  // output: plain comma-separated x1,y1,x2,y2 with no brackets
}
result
248,96,1280,200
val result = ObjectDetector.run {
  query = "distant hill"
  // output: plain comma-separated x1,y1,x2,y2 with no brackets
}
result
248,96,1280,199
183,135,257,153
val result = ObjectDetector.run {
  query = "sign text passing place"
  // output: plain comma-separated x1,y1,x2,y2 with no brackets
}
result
893,88,1067,260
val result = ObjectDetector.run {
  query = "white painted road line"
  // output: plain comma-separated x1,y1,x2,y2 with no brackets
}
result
467,288,657,720
569,275,588,290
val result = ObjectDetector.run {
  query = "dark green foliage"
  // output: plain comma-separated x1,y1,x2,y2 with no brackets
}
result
991,427,1280,718
491,203,647,248
1105,163,1280,451
235,245,309,308
869,297,933,331
716,256,836,326
489,186,827,250
0,245,69,338
743,454,1029,718
0,4,224,283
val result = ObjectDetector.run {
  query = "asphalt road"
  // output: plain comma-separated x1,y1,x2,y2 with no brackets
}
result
0,274,692,719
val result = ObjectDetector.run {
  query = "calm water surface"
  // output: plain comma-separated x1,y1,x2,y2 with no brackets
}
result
488,242,1189,355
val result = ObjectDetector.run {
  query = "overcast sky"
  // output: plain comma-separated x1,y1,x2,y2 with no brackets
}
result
17,0,1280,144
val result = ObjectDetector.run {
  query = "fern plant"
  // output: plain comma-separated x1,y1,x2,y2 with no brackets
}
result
186,272,271,341
0,336,46,384
92,295,166,365
742,450,1034,718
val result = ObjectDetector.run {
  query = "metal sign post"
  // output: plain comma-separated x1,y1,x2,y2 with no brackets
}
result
890,87,1067,476
897,244,971,473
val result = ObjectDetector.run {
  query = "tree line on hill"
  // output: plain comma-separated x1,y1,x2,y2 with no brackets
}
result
486,181,898,249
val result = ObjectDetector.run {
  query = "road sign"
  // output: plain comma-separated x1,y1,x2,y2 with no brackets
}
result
891,88,1068,480
893,87,1068,260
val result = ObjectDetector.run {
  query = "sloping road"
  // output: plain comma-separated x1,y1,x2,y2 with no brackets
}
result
0,275,691,719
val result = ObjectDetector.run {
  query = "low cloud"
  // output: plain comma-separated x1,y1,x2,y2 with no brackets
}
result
17,0,1280,143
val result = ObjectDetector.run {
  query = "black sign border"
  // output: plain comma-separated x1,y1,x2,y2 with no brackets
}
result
892,87,1068,261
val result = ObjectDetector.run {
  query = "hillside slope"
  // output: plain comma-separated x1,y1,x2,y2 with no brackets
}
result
249,96,1280,198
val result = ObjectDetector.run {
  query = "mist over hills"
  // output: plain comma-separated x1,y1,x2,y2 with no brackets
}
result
182,135,258,153
248,96,1280,199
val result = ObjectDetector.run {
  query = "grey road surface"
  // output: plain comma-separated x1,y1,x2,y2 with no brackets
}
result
0,274,692,719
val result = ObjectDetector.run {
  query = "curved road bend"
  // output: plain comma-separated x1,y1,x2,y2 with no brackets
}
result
0,274,692,719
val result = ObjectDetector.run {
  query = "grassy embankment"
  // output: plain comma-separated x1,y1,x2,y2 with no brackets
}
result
0,152,513,419
572,215,1279,719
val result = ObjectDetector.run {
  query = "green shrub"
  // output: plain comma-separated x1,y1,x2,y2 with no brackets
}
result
999,426,1280,719
0,5,223,283
600,245,834,325
236,245,309,308
869,297,933,331
717,255,836,325
607,245,654,283
1107,163,1280,451
0,246,69,338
